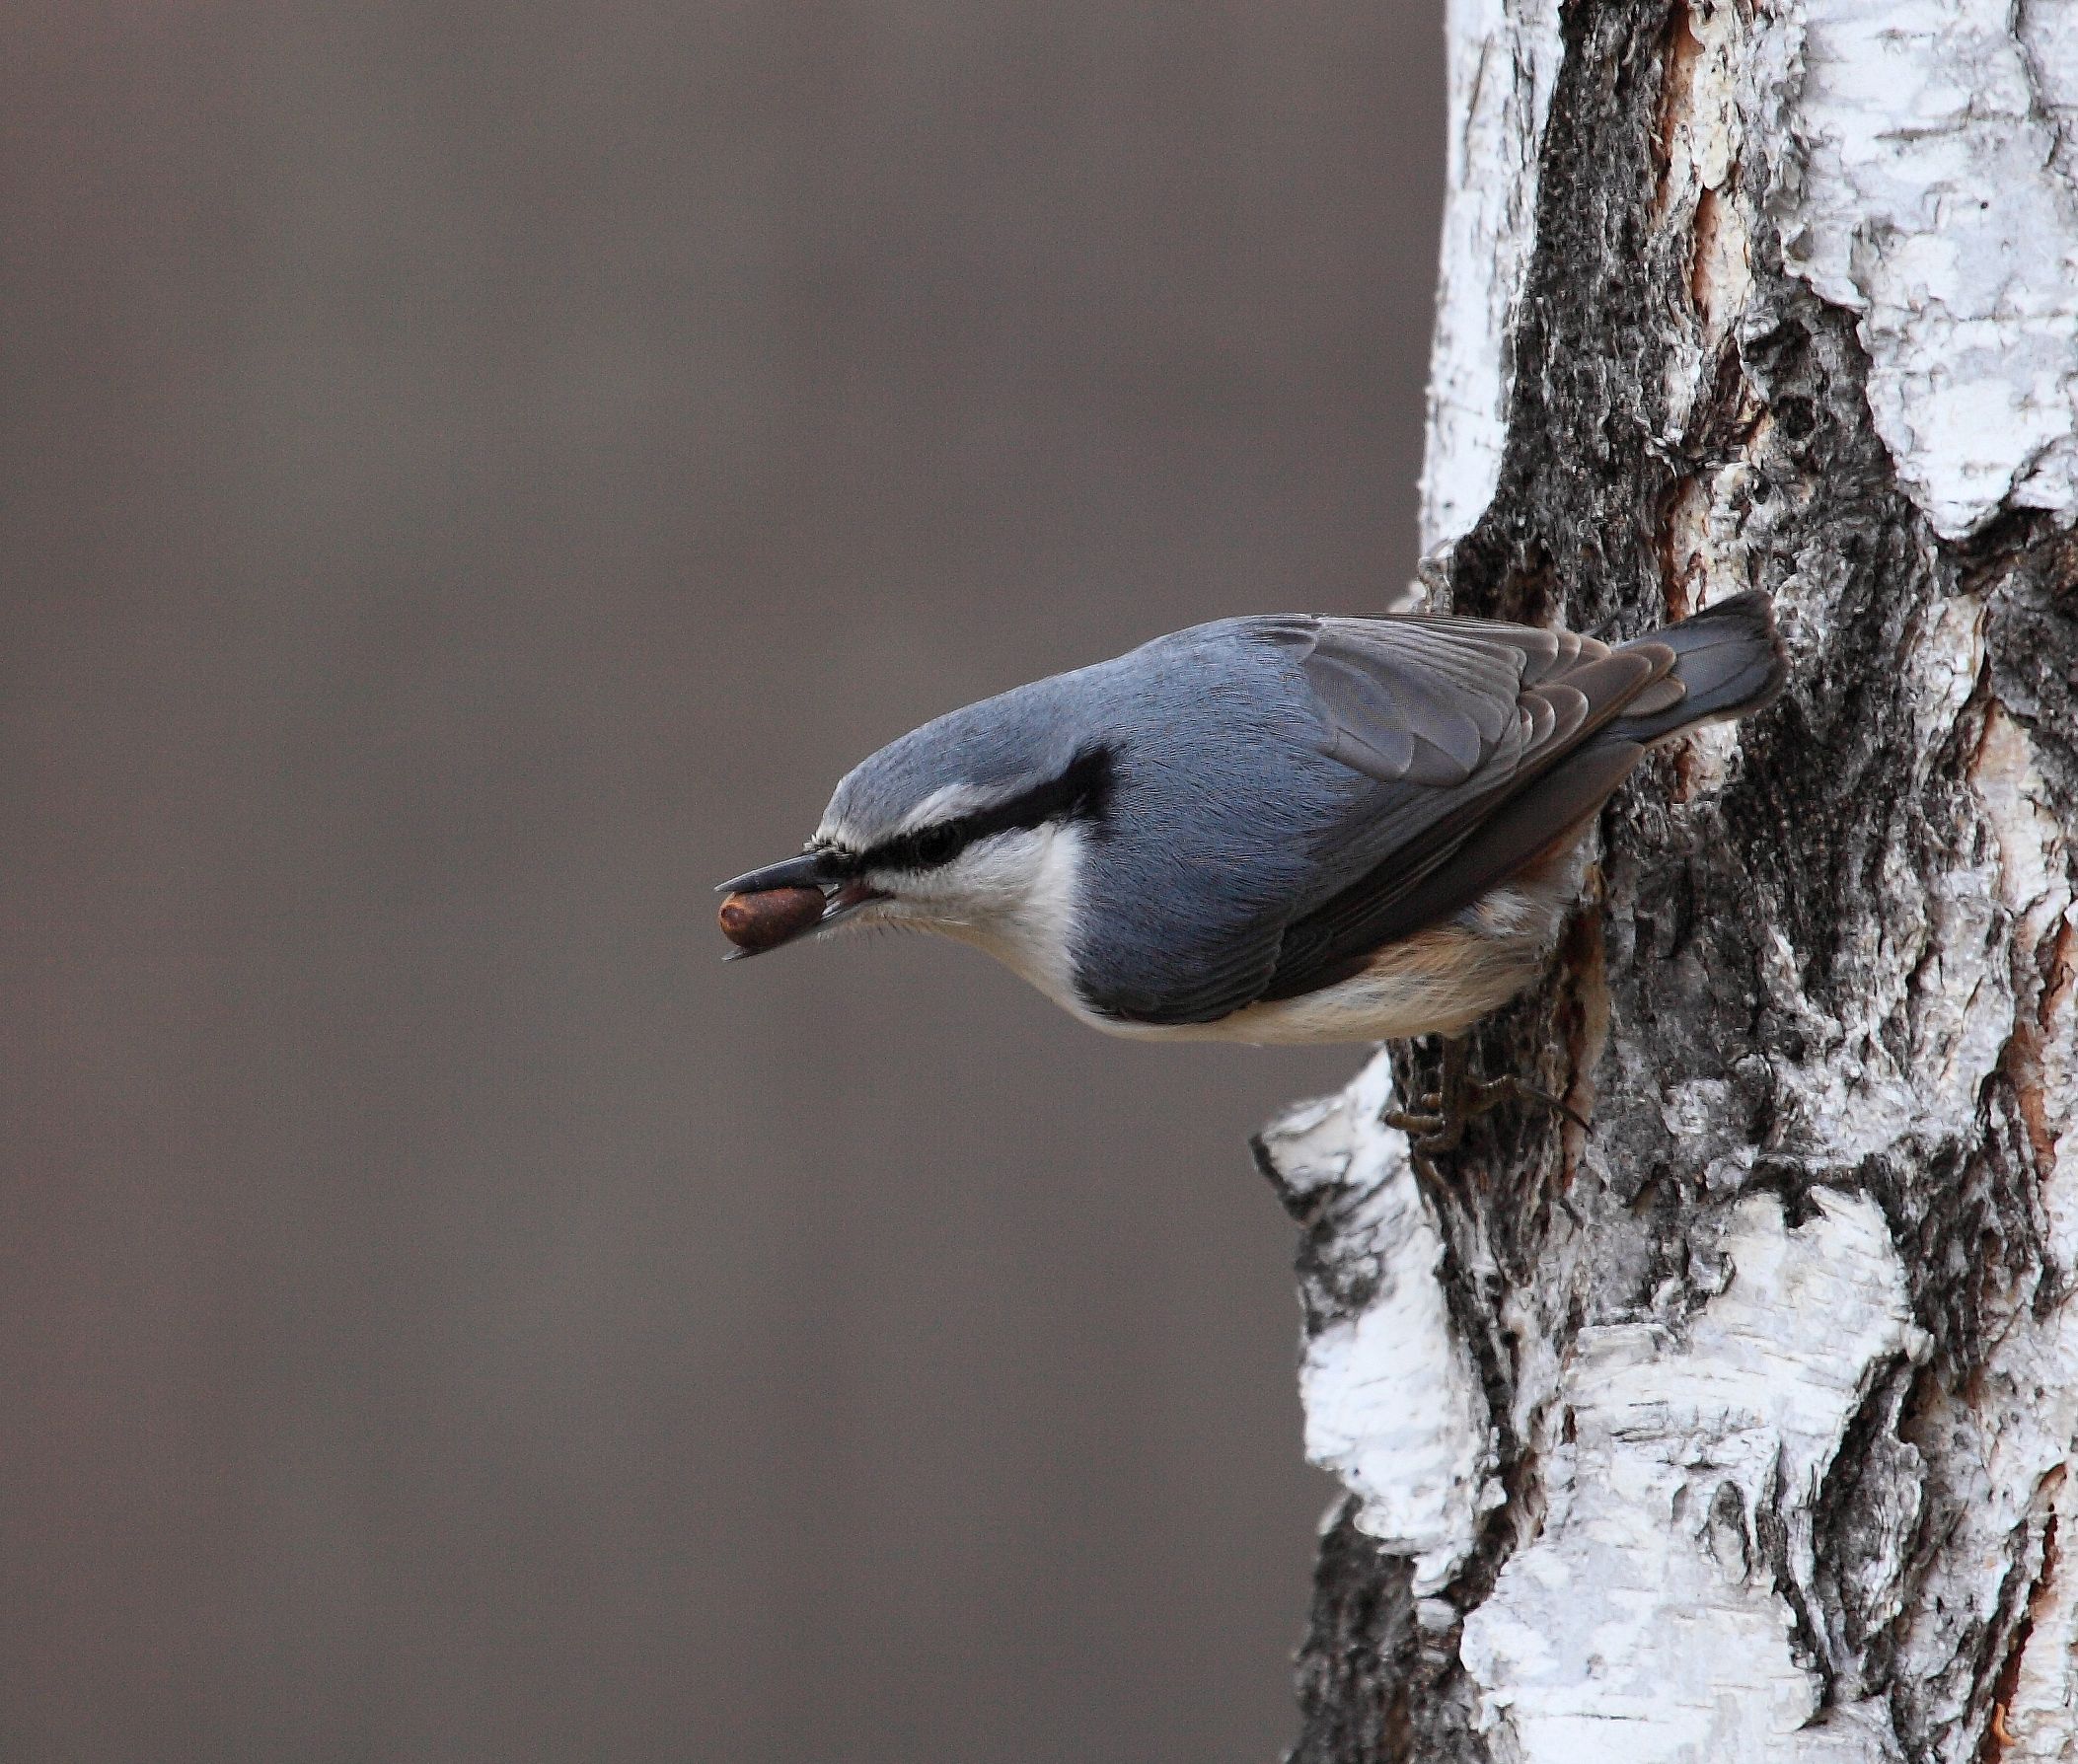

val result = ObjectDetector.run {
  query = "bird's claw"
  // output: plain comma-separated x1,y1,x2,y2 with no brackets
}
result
1466,1074,1592,1138
1382,1106,1463,1156
1381,1040,1590,1160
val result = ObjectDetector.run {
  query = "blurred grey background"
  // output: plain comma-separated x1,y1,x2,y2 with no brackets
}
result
4,4,1443,1759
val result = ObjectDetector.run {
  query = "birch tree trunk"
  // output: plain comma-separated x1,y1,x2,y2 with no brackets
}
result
1256,2,2078,1757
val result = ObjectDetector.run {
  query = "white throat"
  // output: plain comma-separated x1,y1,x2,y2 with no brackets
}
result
881,821,1091,1014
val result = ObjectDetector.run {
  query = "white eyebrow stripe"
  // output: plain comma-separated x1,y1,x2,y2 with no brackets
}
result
811,782,1007,856
894,782,1009,833
810,814,863,854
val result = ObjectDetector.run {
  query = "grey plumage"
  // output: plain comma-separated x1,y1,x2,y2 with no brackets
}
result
720,593,1787,1044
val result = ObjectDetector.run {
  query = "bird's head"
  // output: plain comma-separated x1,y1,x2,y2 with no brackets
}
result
716,687,1117,972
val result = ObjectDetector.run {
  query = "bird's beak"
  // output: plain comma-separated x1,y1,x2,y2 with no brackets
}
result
714,852,889,958
716,852,833,895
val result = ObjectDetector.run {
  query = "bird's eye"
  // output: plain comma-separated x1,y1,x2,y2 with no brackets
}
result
910,821,965,867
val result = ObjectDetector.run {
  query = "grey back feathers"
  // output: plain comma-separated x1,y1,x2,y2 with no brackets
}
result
820,593,1787,1027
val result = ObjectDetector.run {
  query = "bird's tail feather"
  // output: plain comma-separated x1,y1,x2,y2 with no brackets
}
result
1610,591,1788,744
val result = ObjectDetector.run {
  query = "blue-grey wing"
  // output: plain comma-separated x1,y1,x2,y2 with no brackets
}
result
1073,614,1678,1025
1258,615,1676,1003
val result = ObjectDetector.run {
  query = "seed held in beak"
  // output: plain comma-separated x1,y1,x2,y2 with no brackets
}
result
718,885,826,953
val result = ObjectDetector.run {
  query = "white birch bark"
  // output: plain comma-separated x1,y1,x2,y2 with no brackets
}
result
1263,3,2078,1759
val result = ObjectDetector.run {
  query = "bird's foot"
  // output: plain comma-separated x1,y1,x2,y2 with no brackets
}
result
1383,1040,1589,1160
1462,1072,1591,1139
1383,1095,1462,1157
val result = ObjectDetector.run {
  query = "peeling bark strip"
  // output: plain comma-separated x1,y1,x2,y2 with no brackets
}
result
1265,1,2078,1758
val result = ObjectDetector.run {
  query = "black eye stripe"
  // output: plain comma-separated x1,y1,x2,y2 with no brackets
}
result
913,822,964,864
861,745,1115,872
878,819,969,872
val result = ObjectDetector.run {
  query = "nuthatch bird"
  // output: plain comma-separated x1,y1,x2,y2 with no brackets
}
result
719,593,1786,1146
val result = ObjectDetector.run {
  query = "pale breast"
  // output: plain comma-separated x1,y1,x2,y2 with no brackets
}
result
1178,919,1541,1044
1109,842,1590,1047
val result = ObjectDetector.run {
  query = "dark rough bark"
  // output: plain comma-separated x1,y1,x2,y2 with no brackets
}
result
1268,0,2078,1757
1290,1509,1423,1764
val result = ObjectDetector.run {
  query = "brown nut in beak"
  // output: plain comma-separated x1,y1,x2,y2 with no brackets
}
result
718,885,826,953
